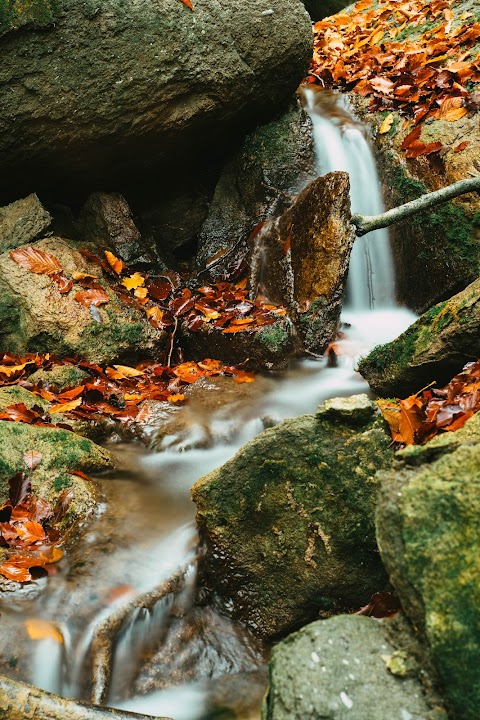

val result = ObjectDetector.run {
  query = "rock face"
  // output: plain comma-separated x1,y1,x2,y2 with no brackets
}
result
0,237,166,364
0,194,51,253
250,172,355,355
192,395,394,639
303,1,349,20
358,277,480,397
196,101,316,269
0,0,312,202
263,615,441,720
376,412,480,720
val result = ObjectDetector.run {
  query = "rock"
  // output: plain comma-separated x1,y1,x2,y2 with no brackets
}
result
196,101,316,269
0,386,49,413
358,277,480,397
78,192,154,267
263,614,444,720
28,364,91,392
0,0,312,202
0,237,167,364
376,411,480,720
0,194,51,253
348,78,480,314
191,395,393,638
250,172,355,355
0,420,113,533
303,1,350,20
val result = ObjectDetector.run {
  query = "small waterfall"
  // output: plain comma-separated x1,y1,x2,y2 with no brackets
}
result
302,87,396,310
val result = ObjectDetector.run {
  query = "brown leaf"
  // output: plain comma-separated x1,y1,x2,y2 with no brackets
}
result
51,274,73,294
453,141,469,152
104,251,125,275
0,562,31,583
52,488,75,523
9,473,31,508
74,289,109,307
23,450,42,472
10,247,62,276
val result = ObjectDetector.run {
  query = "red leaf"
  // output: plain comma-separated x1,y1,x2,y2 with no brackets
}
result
9,247,62,276
51,274,73,294
74,289,109,308
179,0,193,7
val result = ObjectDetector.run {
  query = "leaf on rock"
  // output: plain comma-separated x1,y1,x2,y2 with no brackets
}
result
453,141,469,152
23,450,43,471
379,113,394,134
10,247,62,276
104,251,125,275
179,0,193,7
9,473,32,508
48,397,82,414
0,563,31,583
122,273,145,291
74,289,109,307
51,274,73,294
16,521,46,545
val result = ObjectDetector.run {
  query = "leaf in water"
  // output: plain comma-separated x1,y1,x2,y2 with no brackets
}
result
25,618,63,643
104,251,125,275
9,473,31,508
23,450,43,471
9,247,62,276
74,289,109,308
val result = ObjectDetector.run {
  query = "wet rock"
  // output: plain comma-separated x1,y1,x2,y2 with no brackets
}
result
196,101,316,269
358,277,480,397
263,614,444,720
191,395,393,639
181,318,295,372
349,90,480,313
0,0,312,202
0,237,167,364
376,411,480,720
28,364,91,392
0,420,113,532
78,192,154,266
0,194,51,253
251,172,354,355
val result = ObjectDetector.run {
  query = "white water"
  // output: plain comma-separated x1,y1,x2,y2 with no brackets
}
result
3,90,417,720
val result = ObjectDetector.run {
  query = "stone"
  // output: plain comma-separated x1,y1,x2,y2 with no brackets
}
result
376,411,480,720
318,393,376,425
0,0,312,202
0,237,167,365
0,386,49,413
358,277,480,397
0,194,51,253
249,172,355,355
303,1,350,20
191,396,393,638
78,192,153,266
263,614,444,720
28,364,91,392
196,101,316,269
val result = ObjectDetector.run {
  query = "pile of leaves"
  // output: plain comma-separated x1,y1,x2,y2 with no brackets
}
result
378,359,480,446
0,461,71,583
0,353,255,428
10,246,286,337
307,0,480,153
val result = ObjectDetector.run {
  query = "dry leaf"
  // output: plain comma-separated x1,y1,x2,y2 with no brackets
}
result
74,289,109,307
10,247,62,276
122,273,145,291
23,450,42,471
49,398,82,414
379,113,394,134
104,251,125,275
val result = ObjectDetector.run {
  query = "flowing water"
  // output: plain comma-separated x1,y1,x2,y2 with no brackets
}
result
0,91,416,719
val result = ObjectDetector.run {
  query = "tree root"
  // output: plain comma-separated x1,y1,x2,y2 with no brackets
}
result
352,176,480,236
0,673,166,720
90,566,190,706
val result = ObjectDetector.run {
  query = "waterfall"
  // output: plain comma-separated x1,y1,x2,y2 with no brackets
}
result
302,87,396,310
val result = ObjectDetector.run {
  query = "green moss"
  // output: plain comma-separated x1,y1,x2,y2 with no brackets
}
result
53,472,73,492
258,323,291,354
28,364,90,391
0,0,62,36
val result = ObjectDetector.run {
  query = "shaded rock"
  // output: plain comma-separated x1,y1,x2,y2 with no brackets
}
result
376,411,480,720
196,101,316,269
28,363,90,393
0,237,167,364
0,194,51,253
0,420,113,534
303,1,350,20
358,277,480,397
250,172,354,355
263,614,444,720
78,192,154,267
191,395,393,639
349,90,480,313
0,0,312,202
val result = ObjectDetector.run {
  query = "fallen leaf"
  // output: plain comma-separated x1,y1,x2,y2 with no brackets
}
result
104,251,125,275
0,563,31,583
453,141,469,152
10,247,62,276
48,398,82,414
179,0,193,7
23,450,42,471
122,273,145,291
16,521,46,544
379,112,394,134
74,289,109,307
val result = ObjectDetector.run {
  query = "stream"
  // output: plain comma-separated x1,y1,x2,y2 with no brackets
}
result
0,91,416,720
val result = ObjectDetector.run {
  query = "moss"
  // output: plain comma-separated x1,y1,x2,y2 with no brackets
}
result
0,385,49,411
28,364,90,391
258,323,291,354
53,472,73,492
0,0,62,36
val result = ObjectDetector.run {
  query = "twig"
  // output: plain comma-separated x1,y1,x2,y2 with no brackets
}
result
167,316,178,367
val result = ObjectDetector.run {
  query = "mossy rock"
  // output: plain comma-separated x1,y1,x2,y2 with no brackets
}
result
358,277,480,396
0,0,61,37
192,395,394,639
376,412,480,720
0,420,113,531
28,364,90,392
0,385,49,412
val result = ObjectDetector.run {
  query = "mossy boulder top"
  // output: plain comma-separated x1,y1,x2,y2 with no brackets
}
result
358,276,480,397
376,411,480,720
0,236,167,364
191,395,394,639
0,0,312,201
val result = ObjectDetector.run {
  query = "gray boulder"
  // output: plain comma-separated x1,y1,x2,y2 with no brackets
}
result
0,0,312,201
192,395,394,639
263,615,444,720
0,194,51,253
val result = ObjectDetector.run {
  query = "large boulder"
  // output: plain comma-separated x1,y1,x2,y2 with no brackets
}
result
0,194,51,253
0,237,167,364
0,0,312,202
358,277,480,397
192,395,394,639
263,614,444,720
376,412,480,720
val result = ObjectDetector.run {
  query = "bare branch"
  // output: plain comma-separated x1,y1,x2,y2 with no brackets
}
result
351,176,480,236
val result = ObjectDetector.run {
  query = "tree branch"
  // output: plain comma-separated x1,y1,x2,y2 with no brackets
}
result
351,176,480,236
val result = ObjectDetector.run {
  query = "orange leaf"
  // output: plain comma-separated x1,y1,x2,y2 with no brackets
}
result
146,306,164,322
167,394,186,403
0,363,27,377
49,397,82,414
179,0,193,7
104,251,124,275
134,287,148,300
25,618,63,643
74,289,109,307
10,247,62,276
110,365,145,378
454,141,469,152
16,521,46,544
122,273,145,291
0,562,31,583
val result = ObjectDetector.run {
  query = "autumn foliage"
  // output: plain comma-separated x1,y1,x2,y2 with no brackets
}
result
307,0,480,155
378,360,480,446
